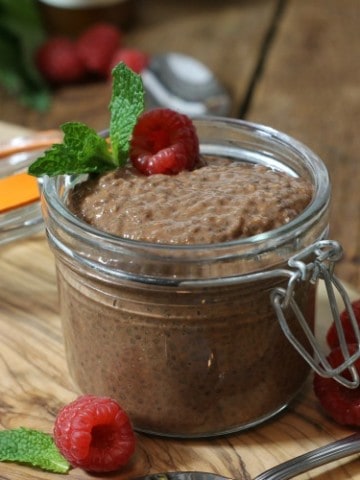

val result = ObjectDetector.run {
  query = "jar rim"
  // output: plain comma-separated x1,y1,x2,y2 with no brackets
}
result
41,116,330,281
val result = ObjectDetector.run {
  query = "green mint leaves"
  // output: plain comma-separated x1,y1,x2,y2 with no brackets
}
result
0,427,70,474
28,63,145,177
110,61,145,166
28,122,114,176
0,0,51,111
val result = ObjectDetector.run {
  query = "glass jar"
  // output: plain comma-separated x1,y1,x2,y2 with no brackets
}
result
0,130,62,246
37,0,136,36
41,117,355,438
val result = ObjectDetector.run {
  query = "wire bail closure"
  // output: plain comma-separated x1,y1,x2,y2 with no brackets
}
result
271,239,360,388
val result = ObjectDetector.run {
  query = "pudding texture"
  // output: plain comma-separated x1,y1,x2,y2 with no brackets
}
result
68,157,313,244
58,156,315,436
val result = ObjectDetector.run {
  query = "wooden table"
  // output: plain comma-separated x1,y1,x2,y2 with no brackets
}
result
1,1,360,479
2,0,360,289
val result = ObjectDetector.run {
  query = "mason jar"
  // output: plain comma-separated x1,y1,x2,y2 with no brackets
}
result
41,117,358,437
37,0,136,36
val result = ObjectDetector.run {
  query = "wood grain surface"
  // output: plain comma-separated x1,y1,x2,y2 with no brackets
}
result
246,0,360,291
1,124,360,478
1,0,359,291
0,229,360,480
1,0,360,479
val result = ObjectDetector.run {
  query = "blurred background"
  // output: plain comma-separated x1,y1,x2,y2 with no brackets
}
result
1,0,360,288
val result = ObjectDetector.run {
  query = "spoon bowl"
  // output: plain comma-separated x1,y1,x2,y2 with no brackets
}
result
142,52,231,116
134,432,360,480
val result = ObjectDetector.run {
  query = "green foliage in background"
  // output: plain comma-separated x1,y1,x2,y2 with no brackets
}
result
0,0,51,111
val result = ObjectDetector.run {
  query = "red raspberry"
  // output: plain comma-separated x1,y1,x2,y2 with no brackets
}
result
109,48,149,75
76,22,122,77
313,344,360,426
130,108,200,175
36,37,86,85
54,395,136,472
326,299,360,349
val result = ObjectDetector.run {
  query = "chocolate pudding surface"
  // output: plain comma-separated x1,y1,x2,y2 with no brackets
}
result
58,156,316,436
68,157,313,244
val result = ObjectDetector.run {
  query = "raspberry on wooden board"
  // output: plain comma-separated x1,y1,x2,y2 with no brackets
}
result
313,344,360,426
54,395,136,472
76,23,122,77
36,37,86,84
109,48,149,75
35,22,149,87
326,299,360,349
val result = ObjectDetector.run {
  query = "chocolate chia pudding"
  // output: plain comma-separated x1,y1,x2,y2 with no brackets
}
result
68,158,313,244
58,264,316,436
43,117,331,437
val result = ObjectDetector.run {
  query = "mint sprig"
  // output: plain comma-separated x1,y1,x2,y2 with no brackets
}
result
28,63,145,177
0,427,70,473
28,122,114,176
110,62,145,166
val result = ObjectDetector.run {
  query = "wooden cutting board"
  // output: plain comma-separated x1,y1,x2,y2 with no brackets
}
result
1,122,360,480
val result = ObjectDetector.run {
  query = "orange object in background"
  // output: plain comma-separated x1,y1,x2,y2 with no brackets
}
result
0,129,62,245
0,173,40,213
0,129,62,214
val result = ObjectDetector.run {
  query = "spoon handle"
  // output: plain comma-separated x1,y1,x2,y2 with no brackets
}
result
254,432,360,480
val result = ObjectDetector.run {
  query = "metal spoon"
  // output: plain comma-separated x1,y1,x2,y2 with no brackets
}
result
142,52,231,116
134,432,360,480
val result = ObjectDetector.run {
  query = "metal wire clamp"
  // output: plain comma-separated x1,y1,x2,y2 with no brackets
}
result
271,239,360,388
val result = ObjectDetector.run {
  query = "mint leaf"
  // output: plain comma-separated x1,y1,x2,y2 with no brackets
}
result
29,122,115,176
28,63,145,176
109,62,145,166
0,427,70,473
